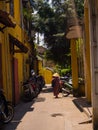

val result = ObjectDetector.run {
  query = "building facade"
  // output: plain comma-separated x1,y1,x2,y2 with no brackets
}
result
0,0,34,105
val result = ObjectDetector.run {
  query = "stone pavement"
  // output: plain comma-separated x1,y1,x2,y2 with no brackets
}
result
47,84,93,122
1,85,93,130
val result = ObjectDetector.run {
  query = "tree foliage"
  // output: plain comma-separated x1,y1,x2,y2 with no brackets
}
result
30,0,84,67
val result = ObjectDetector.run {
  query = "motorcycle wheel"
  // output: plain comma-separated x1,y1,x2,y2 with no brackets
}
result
34,87,40,98
2,103,14,124
62,87,70,97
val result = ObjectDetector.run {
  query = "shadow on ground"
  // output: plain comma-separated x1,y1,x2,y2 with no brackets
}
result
0,85,52,130
72,97,92,112
42,86,53,93
0,100,35,130
1,86,52,130
35,97,46,102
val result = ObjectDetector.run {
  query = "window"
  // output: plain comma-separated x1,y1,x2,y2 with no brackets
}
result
10,0,14,16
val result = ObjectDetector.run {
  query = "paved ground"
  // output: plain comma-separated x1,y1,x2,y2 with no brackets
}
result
1,85,93,130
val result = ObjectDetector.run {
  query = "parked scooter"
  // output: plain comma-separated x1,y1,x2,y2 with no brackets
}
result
22,80,36,102
61,81,73,96
22,74,45,102
0,89,14,124
36,75,45,92
60,76,73,96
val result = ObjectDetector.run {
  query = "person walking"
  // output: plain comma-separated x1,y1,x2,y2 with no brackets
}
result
51,73,60,98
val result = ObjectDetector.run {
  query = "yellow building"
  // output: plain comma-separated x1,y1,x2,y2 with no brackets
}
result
0,0,32,105
43,67,53,84
66,18,84,96
37,54,53,84
84,0,91,103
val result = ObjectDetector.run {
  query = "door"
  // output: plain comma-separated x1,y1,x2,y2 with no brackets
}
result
14,58,19,105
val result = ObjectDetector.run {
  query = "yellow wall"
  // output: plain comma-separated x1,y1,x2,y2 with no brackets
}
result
0,29,13,100
37,59,53,84
8,6,30,96
43,69,53,84
14,0,21,25
71,39,78,95
0,0,12,101
8,26,25,100
0,1,30,102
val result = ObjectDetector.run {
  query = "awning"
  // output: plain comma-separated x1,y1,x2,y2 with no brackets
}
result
0,10,16,28
9,35,28,53
66,17,83,39
66,25,82,39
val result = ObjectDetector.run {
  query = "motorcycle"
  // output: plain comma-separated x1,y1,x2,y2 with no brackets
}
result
22,75,45,102
60,77,73,97
22,80,36,102
0,89,14,124
36,75,45,92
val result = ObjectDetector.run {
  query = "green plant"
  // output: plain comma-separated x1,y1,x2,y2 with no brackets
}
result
61,68,71,76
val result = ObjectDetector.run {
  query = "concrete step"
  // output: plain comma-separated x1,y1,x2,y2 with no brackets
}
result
73,97,92,118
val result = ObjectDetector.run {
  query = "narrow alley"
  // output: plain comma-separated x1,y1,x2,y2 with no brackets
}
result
2,85,92,130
